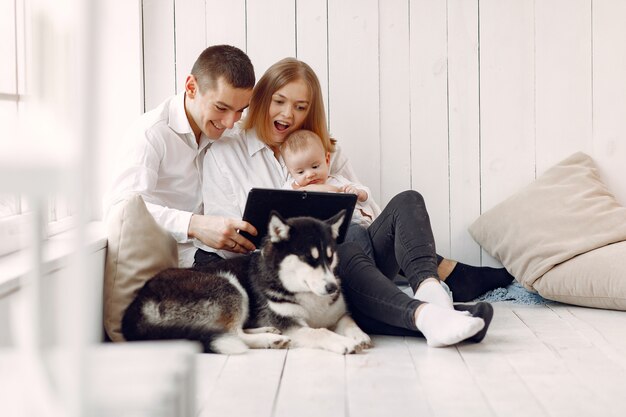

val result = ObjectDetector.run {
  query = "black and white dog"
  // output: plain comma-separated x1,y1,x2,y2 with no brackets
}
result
122,211,372,355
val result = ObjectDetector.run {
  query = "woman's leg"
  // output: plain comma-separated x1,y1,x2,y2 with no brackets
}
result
366,190,439,290
366,190,514,302
337,242,423,331
344,222,375,260
349,300,494,344
337,242,489,346
364,191,453,308
437,257,515,302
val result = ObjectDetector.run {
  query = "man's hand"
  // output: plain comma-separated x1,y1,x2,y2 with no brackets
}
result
188,214,257,254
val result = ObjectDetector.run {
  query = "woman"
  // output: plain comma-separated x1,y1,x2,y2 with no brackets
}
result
197,58,513,346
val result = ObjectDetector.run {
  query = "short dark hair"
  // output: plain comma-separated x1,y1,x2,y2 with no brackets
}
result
191,45,255,92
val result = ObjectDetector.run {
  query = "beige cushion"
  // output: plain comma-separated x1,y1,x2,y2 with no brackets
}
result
468,152,626,295
534,241,626,310
103,195,178,342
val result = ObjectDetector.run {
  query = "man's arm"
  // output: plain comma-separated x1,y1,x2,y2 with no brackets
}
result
108,131,196,244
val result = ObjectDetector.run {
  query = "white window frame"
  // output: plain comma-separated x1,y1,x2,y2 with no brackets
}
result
0,0,75,257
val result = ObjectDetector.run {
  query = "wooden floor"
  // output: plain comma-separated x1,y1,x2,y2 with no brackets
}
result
194,302,626,417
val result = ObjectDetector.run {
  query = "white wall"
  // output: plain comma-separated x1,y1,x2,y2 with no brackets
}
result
141,0,626,266
96,0,145,219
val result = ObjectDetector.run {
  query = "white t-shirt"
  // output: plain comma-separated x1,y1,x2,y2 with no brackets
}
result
105,92,212,267
282,174,377,227
200,124,381,258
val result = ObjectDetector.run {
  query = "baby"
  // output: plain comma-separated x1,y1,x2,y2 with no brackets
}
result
279,129,377,228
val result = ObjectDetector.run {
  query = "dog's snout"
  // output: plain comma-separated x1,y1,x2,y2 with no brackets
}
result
325,282,338,294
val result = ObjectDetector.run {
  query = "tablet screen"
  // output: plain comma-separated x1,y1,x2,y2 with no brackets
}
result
240,188,357,246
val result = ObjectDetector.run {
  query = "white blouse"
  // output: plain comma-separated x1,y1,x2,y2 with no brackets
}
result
199,124,378,257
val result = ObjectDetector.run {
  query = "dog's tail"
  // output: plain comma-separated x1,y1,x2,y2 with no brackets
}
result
209,333,248,354
151,326,249,355
123,319,247,354
121,301,245,354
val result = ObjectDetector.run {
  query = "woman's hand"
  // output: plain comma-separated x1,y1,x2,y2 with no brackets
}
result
188,214,257,253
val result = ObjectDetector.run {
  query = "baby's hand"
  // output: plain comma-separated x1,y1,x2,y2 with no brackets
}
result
342,185,359,195
342,185,368,202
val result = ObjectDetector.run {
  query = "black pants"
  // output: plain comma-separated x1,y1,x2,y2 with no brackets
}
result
194,249,224,268
339,190,442,336
346,190,440,290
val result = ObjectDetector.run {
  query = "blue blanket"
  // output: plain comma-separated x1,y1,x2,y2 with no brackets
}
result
474,282,549,305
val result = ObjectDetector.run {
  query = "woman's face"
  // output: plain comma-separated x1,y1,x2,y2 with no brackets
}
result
267,79,311,149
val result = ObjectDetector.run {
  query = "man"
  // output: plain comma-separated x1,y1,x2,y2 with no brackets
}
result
106,45,257,267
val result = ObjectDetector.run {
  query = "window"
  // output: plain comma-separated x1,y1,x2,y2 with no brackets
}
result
0,0,75,257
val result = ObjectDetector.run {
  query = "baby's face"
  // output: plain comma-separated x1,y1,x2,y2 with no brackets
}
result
284,143,330,186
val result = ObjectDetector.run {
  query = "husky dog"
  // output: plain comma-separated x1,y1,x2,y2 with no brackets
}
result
121,211,372,355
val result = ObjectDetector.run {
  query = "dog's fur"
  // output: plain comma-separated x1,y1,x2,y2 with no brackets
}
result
121,211,372,354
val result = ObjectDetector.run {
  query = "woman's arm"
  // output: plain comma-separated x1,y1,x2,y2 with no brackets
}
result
329,146,382,216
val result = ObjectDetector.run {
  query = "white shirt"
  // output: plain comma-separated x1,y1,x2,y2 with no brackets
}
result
199,124,381,257
105,93,212,267
283,174,378,227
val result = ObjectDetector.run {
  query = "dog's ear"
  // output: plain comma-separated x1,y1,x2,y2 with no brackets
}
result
268,211,290,242
326,210,346,240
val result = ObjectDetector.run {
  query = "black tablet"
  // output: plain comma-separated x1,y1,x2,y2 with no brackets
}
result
240,188,357,246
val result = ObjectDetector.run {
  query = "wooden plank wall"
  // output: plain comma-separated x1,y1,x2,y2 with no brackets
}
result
141,0,626,266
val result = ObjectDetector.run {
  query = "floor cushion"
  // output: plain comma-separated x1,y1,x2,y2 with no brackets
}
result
468,152,626,309
103,195,178,341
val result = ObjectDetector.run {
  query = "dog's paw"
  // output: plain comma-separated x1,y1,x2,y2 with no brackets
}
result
326,343,353,355
356,334,373,350
345,339,365,354
267,334,291,349
343,327,373,350
327,337,364,355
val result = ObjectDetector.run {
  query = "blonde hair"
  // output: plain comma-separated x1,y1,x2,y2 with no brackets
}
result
243,57,336,153
280,129,325,156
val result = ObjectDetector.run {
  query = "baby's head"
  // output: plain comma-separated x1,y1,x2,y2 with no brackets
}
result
280,129,331,187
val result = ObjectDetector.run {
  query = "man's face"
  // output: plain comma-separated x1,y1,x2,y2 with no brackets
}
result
185,76,253,141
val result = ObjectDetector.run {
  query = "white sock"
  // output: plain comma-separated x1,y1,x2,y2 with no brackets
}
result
415,304,485,348
414,278,454,309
